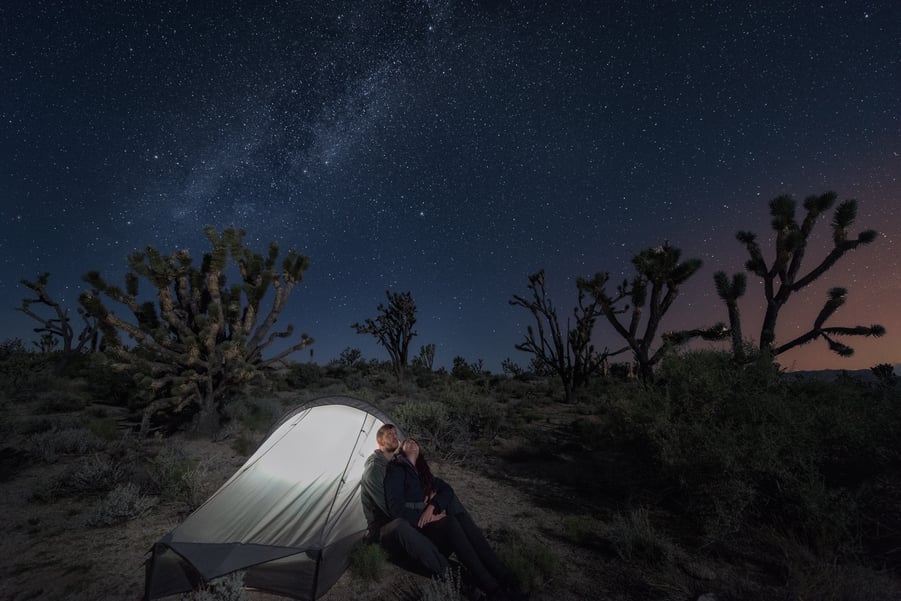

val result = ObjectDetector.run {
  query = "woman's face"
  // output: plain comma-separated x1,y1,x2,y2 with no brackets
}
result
402,438,419,456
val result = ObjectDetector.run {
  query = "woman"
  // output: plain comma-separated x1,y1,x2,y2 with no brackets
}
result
385,437,527,601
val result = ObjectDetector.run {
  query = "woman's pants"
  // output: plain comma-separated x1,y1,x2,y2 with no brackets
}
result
422,511,511,594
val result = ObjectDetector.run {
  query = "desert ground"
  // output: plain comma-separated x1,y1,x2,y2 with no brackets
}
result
2,358,900,601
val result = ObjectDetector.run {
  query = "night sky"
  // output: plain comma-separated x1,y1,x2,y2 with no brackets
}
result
2,1,899,372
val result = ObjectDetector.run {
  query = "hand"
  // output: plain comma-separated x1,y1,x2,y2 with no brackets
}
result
417,504,445,528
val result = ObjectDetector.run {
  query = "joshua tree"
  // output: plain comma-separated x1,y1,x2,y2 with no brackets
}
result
16,272,99,372
412,343,436,371
353,290,417,383
578,242,706,380
336,347,364,368
713,271,747,361
80,226,313,433
510,270,617,402
717,192,884,359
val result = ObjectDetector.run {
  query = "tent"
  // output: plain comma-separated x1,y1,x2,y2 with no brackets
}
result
144,396,399,600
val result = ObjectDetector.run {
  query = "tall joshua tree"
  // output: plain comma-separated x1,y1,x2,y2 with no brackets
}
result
510,270,617,402
579,242,710,380
353,290,417,383
715,192,884,359
80,226,313,433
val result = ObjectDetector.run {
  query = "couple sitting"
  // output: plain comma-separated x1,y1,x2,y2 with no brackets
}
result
361,423,527,601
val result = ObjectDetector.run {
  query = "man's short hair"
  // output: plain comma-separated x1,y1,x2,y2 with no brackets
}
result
376,423,396,442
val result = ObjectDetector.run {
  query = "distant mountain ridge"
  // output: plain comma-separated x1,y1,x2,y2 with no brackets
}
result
788,364,899,384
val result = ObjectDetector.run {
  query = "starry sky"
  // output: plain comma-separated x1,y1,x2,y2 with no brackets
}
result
2,1,899,373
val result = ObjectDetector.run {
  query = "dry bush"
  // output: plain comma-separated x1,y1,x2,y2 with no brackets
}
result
25,427,106,463
145,445,212,512
85,482,158,527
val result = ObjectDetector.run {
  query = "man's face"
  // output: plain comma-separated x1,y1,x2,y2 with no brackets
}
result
379,427,399,453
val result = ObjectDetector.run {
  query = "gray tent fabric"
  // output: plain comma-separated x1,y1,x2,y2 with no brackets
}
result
144,396,400,600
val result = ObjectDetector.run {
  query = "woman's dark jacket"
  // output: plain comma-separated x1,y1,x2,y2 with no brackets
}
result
385,454,455,528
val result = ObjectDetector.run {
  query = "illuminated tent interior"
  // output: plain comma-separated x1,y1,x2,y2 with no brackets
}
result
143,396,397,600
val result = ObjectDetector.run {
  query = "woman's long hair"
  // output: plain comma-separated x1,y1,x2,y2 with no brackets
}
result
402,438,436,498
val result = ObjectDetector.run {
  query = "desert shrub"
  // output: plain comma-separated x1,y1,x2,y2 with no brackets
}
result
85,482,158,527
66,454,127,494
145,446,211,511
87,416,120,442
15,414,68,435
25,427,105,462
178,573,249,601
770,530,901,601
419,567,464,601
393,399,469,461
498,530,559,593
604,507,674,563
30,476,65,503
230,432,259,457
561,514,599,546
76,353,140,408
283,362,324,388
0,352,56,401
34,453,127,502
348,541,388,582
607,350,901,544
223,396,283,433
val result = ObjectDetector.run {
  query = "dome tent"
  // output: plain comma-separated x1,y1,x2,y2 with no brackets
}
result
144,396,399,600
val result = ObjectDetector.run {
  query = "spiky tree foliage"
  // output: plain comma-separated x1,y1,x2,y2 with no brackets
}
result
870,363,896,388
413,343,436,371
80,226,313,433
352,290,417,383
579,243,703,380
17,272,99,372
725,192,883,358
510,270,618,402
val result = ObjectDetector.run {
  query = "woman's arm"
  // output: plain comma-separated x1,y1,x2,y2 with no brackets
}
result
430,477,455,514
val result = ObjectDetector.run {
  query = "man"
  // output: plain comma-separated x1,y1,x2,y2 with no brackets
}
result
360,423,449,576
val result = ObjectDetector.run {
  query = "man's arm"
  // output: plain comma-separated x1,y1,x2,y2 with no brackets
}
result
361,455,391,519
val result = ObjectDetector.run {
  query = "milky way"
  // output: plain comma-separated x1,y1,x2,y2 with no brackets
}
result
2,1,899,371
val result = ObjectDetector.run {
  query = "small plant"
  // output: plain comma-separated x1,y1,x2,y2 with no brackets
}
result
85,482,158,527
25,426,105,462
561,514,597,546
87,416,120,442
499,530,559,592
349,541,388,582
394,400,454,448
66,454,127,495
178,572,249,601
230,432,258,457
419,566,464,601
605,507,674,563
145,446,211,511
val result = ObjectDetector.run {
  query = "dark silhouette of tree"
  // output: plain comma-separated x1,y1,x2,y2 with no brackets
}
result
336,347,363,368
510,270,618,402
717,192,884,359
17,272,99,372
713,271,747,362
870,363,896,388
352,290,417,383
80,226,312,433
578,242,706,380
500,357,523,378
